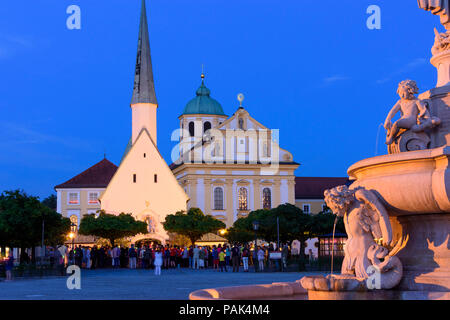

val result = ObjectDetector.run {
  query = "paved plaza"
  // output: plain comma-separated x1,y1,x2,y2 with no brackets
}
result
0,268,326,300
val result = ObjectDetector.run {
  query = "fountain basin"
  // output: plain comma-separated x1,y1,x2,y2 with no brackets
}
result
189,281,307,300
347,146,450,214
347,146,450,293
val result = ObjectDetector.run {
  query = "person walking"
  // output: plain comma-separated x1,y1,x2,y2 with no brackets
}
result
129,244,137,269
257,246,265,271
242,245,250,272
154,248,163,276
231,244,240,272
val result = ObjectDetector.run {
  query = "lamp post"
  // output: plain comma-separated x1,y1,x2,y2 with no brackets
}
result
252,220,259,272
70,222,77,250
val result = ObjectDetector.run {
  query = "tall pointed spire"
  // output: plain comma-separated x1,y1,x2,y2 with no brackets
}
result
131,0,157,105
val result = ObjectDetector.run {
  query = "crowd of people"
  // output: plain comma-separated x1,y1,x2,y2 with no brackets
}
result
63,242,291,275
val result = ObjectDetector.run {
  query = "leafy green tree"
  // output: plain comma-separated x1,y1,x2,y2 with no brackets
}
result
0,190,71,262
163,208,226,245
78,210,148,246
308,209,345,238
225,217,255,245
42,194,57,211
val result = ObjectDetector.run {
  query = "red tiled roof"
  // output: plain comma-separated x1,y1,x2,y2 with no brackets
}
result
295,177,350,200
54,159,118,189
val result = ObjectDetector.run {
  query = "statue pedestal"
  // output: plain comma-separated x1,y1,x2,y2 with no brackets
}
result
431,50,450,87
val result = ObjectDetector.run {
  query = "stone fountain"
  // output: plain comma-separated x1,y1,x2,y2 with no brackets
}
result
300,1,450,300
190,2,450,300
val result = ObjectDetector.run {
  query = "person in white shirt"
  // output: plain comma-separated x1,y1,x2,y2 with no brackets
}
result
154,248,163,276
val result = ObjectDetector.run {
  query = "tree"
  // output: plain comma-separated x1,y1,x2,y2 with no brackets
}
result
78,210,148,246
42,194,57,211
0,190,71,262
225,217,255,244
163,208,226,245
308,209,345,238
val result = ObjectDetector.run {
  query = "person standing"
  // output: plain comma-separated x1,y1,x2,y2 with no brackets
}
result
231,244,240,272
129,244,137,269
219,249,226,272
193,245,200,270
212,246,219,270
198,247,205,269
85,247,91,269
112,245,120,269
182,246,189,268
75,246,83,268
188,246,194,269
5,252,14,281
242,245,249,272
225,246,231,267
257,246,265,271
154,248,163,276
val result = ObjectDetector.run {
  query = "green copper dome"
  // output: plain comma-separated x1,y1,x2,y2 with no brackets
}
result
182,78,226,116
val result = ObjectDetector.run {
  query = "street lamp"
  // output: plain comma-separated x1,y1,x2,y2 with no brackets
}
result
252,220,259,272
69,222,77,249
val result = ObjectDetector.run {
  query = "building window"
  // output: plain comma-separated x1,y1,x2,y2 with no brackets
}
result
262,188,271,209
189,122,195,137
214,187,224,210
238,187,248,211
68,192,79,205
70,215,78,232
154,174,158,183
203,121,211,134
303,204,311,214
133,174,137,183
88,192,99,204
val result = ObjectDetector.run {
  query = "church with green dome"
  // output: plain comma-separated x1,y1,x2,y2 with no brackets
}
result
172,73,299,228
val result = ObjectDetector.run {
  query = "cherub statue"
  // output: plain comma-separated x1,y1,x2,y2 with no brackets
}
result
384,80,440,146
301,186,405,291
324,186,401,281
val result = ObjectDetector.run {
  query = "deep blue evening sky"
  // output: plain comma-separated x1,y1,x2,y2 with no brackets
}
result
0,0,441,199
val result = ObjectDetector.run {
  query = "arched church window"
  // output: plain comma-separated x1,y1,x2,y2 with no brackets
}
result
70,215,78,232
263,188,271,209
203,121,211,134
145,216,156,234
214,187,224,210
238,187,248,211
189,122,195,137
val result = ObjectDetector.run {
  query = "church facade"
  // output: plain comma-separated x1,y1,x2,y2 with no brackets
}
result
170,76,299,227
